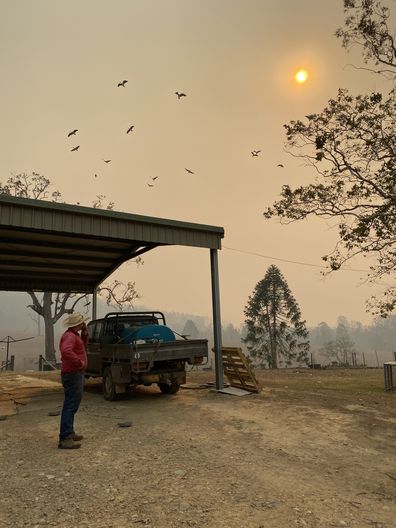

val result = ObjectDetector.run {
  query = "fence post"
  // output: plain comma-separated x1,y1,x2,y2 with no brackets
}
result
375,350,380,367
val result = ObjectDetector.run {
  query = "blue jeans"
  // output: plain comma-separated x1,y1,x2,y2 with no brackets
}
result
59,372,85,440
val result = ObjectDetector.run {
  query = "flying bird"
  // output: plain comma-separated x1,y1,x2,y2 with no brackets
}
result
71,145,80,152
185,168,194,174
147,183,154,187
251,150,261,157
126,125,134,134
102,159,111,163
175,91,186,99
94,174,98,178
277,163,284,168
118,80,128,87
151,176,158,181
67,129,78,137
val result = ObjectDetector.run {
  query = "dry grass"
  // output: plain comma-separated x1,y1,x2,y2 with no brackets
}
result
188,366,393,401
1,366,392,398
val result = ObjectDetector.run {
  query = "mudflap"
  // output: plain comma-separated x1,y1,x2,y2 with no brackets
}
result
159,371,186,385
111,364,131,384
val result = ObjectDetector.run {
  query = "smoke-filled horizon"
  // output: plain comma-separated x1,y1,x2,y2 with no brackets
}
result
0,1,390,328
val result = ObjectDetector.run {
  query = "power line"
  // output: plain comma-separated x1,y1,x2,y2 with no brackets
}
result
222,245,370,273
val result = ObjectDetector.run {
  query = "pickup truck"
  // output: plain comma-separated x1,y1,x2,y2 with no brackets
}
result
85,311,208,400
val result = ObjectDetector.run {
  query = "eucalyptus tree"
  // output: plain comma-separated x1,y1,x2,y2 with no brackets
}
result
264,0,396,317
0,172,140,363
243,265,309,368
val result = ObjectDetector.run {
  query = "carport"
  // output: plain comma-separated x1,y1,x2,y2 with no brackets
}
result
0,195,225,388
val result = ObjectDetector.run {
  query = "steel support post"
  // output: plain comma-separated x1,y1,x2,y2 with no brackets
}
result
210,249,223,390
92,288,97,320
5,336,10,371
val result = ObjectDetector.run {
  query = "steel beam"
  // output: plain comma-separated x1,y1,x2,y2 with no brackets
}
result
210,249,223,389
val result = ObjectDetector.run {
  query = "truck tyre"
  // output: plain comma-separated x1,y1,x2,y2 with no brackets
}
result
102,367,118,401
158,380,181,394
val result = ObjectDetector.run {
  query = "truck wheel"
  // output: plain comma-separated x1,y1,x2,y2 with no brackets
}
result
158,380,181,394
102,367,118,401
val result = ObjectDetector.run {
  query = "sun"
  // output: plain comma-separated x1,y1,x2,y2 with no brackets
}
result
295,69,308,84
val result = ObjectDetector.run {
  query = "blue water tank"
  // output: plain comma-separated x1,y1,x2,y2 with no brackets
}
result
122,324,176,343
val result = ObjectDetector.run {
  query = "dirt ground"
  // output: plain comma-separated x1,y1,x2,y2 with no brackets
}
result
0,368,395,528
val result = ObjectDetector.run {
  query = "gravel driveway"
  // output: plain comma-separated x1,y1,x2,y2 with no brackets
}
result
0,369,395,528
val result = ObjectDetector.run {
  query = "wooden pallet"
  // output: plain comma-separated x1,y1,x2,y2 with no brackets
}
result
220,347,260,393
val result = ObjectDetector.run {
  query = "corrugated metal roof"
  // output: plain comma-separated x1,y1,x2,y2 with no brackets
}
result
0,195,224,293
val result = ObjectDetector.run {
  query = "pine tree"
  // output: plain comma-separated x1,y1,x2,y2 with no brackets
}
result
243,265,309,368
181,319,200,338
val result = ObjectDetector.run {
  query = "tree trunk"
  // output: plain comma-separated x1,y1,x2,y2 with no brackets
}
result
265,306,275,368
271,322,278,368
271,287,278,369
43,293,56,363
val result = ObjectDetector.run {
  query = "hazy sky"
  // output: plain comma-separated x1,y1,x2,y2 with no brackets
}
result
0,0,390,328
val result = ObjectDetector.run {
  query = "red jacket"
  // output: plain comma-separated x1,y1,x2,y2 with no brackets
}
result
60,328,88,373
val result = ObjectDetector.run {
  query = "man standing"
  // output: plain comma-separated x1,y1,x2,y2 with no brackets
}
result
58,312,89,449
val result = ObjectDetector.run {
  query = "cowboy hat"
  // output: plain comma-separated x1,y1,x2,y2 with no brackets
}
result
63,312,89,328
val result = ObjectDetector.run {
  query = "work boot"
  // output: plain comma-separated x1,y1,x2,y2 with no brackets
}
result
58,438,81,449
72,433,84,441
